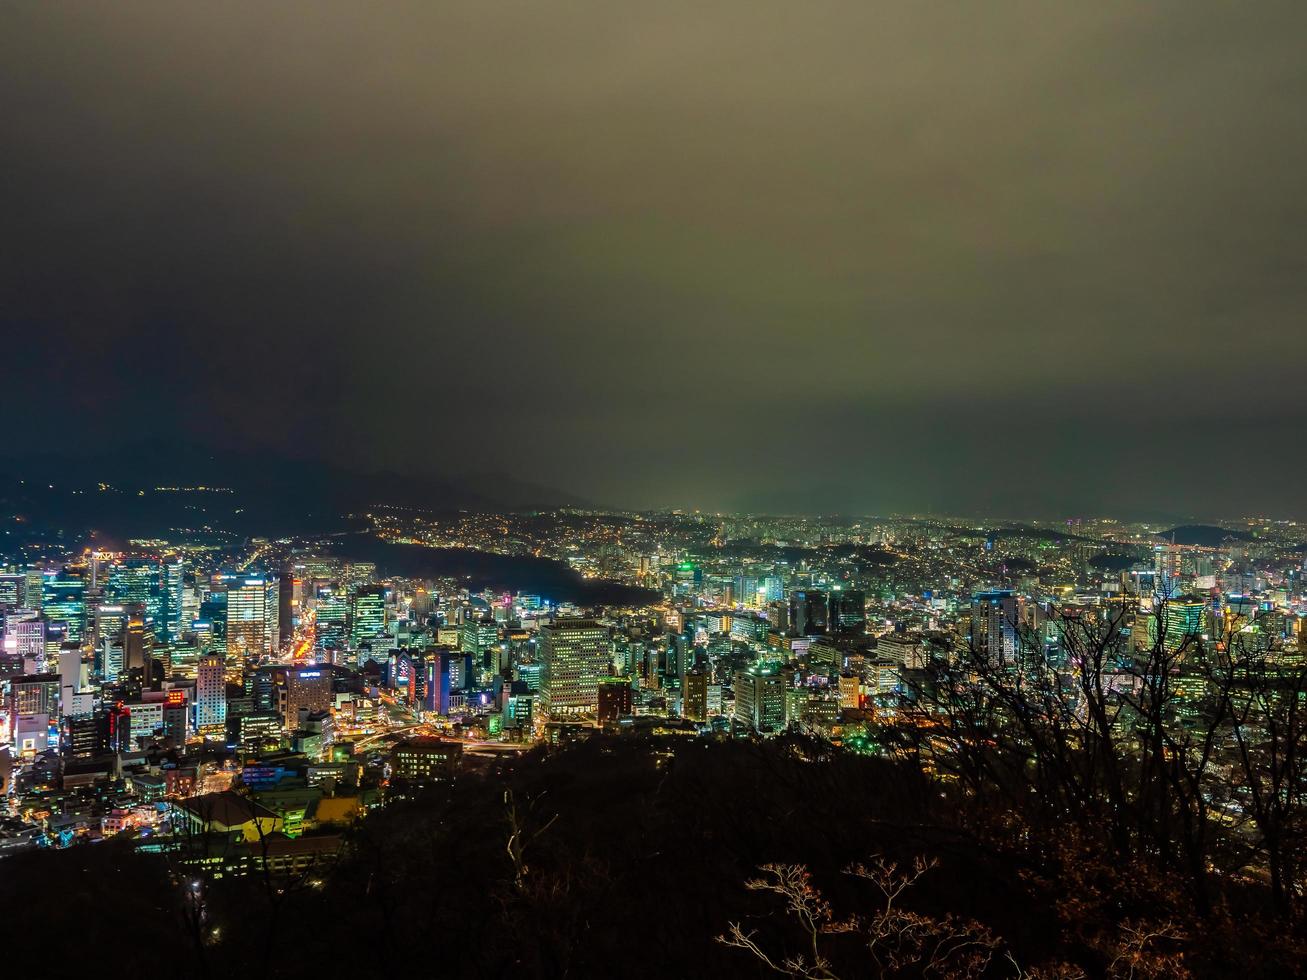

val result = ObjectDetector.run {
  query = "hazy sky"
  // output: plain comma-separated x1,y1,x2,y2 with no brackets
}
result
3,2,1305,518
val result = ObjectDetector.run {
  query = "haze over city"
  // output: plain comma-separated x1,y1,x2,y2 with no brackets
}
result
3,1,1306,517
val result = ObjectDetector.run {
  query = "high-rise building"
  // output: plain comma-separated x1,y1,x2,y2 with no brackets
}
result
41,572,86,644
539,619,610,719
1154,545,1184,599
787,590,828,636
23,568,44,612
350,588,386,648
10,672,61,718
107,557,177,638
971,590,1019,663
195,654,227,734
3,615,46,671
161,558,184,644
315,586,349,652
0,573,24,610
123,609,157,685
838,673,862,710
733,664,788,734
596,677,633,723
92,603,129,649
828,588,867,635
1159,595,1207,653
423,649,454,715
225,575,280,657
278,573,296,647
57,644,84,718
283,666,332,729
682,669,709,723
460,618,500,672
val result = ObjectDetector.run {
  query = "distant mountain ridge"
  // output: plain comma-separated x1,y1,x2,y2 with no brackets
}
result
0,444,588,539
1162,524,1255,547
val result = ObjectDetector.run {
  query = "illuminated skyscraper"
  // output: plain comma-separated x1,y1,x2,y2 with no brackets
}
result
123,609,156,684
350,587,386,648
1160,595,1207,653
787,590,828,636
41,572,86,644
92,603,129,649
828,588,867,634
733,663,788,734
278,572,296,646
460,618,500,671
971,590,1019,663
284,665,332,729
1154,545,1184,599
161,558,184,643
225,575,280,657
108,557,162,624
539,618,610,718
315,585,348,652
0,573,23,609
682,668,709,723
3,615,46,671
195,654,227,733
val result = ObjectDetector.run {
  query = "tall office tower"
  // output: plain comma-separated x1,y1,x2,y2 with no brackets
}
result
9,672,60,750
350,587,386,648
787,590,828,636
225,574,280,657
108,556,163,625
733,664,788,734
596,677,633,723
971,590,1020,663
23,568,44,611
539,618,610,719
161,558,184,643
57,643,85,717
99,638,124,684
828,588,867,634
123,609,156,685
195,654,227,733
315,585,349,652
4,615,46,671
284,665,332,729
92,603,129,649
838,672,862,710
423,649,454,715
88,551,112,590
65,711,108,760
278,572,296,647
0,573,23,609
1160,595,1207,653
41,572,86,644
412,587,434,622
1154,545,1184,598
459,618,500,667
682,668,709,723
767,600,789,634
181,574,202,630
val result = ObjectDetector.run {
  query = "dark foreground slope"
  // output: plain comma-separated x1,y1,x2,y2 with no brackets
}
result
2,736,1302,979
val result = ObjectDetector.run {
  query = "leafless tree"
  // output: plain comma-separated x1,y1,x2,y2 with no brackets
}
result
718,857,997,979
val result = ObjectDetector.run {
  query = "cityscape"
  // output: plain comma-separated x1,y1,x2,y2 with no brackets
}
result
4,2,1307,978
1,503,1305,975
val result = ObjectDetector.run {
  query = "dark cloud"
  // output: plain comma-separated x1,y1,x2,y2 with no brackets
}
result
2,2,1305,518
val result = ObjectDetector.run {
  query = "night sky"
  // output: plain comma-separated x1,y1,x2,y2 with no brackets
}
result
3,3,1305,518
